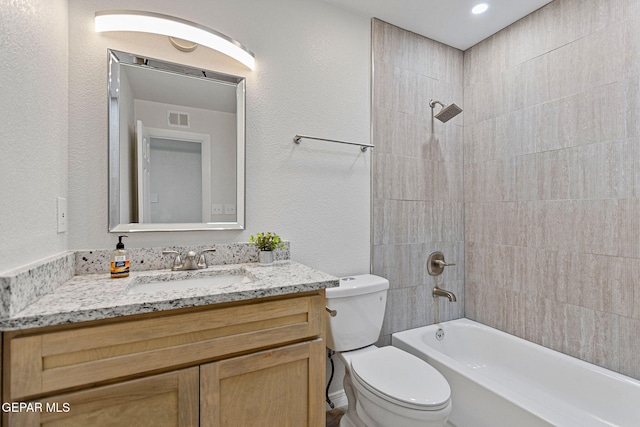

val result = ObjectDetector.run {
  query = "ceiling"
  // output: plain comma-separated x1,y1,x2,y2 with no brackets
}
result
319,0,554,51
124,64,237,113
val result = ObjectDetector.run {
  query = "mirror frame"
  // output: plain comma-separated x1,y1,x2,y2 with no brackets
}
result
107,49,246,232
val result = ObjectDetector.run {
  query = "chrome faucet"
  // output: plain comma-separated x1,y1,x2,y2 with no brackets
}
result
433,286,457,302
162,248,216,271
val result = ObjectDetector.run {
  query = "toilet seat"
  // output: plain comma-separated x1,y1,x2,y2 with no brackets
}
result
350,346,451,411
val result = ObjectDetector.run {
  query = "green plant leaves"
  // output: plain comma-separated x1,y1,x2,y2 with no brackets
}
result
249,232,285,251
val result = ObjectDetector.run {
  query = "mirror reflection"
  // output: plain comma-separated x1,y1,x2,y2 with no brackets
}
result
108,50,245,232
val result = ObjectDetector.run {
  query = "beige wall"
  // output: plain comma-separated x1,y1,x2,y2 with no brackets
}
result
372,19,465,345
464,0,640,379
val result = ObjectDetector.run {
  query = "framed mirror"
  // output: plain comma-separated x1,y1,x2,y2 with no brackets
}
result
108,49,245,232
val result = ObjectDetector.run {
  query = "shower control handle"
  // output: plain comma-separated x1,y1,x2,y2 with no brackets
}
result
427,251,455,276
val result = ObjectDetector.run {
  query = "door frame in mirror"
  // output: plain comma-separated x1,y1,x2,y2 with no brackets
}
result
107,49,246,232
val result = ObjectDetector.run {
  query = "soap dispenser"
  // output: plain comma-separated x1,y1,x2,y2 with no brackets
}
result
110,235,130,279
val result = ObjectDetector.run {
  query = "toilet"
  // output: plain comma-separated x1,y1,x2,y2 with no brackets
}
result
326,274,452,427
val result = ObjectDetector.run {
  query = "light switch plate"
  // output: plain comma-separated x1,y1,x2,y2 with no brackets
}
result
211,203,223,215
57,197,67,233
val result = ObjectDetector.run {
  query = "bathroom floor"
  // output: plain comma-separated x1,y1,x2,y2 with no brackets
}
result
326,407,457,426
326,408,345,427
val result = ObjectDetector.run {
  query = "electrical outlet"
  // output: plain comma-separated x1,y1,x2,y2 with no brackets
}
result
211,203,223,215
57,197,67,233
224,204,236,215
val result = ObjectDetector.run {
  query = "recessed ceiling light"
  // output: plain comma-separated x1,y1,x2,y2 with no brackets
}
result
472,3,489,14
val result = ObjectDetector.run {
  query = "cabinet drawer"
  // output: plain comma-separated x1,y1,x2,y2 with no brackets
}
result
6,292,324,400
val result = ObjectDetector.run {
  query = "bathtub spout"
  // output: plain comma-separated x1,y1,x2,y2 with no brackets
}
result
433,286,457,302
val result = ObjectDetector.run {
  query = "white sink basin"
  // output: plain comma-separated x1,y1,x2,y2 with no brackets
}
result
126,273,253,295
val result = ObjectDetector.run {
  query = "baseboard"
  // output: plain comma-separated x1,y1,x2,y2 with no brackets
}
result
326,389,348,411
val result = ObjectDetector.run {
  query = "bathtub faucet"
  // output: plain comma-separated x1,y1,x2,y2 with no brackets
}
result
433,286,457,302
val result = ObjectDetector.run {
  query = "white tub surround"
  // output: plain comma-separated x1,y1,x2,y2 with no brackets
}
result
393,319,640,427
0,242,337,331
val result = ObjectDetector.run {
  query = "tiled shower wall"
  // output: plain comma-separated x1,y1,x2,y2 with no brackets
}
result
372,19,465,345
464,0,640,379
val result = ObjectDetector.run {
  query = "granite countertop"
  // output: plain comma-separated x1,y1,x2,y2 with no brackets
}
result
0,260,338,331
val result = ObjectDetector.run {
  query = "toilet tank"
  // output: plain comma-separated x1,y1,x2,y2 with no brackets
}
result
325,274,389,352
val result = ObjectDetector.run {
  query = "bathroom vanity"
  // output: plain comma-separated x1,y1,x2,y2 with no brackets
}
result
0,257,337,426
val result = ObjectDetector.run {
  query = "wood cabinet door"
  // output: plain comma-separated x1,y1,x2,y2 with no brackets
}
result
6,367,198,427
200,339,325,427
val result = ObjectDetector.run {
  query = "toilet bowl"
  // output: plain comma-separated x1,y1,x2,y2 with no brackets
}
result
339,346,451,427
326,275,452,427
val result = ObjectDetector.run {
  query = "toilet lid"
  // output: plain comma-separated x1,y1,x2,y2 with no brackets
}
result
350,347,451,411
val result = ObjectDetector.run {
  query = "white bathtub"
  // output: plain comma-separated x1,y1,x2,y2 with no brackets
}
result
392,318,640,427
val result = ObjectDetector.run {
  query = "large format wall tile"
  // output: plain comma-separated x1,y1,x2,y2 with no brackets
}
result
464,0,640,380
372,19,465,344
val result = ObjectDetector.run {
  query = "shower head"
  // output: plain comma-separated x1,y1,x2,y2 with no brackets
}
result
429,99,463,123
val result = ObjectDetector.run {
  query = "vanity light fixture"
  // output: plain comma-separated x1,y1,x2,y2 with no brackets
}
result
471,3,489,14
95,10,255,70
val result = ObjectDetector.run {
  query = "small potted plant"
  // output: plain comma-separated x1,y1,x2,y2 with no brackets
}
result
249,232,285,265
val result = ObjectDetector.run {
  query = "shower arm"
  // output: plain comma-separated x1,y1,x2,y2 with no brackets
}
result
429,100,445,110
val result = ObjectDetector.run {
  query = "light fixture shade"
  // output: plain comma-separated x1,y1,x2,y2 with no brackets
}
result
95,10,255,70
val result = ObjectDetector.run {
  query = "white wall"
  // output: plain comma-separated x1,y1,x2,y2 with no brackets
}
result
0,0,69,274
67,0,371,277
